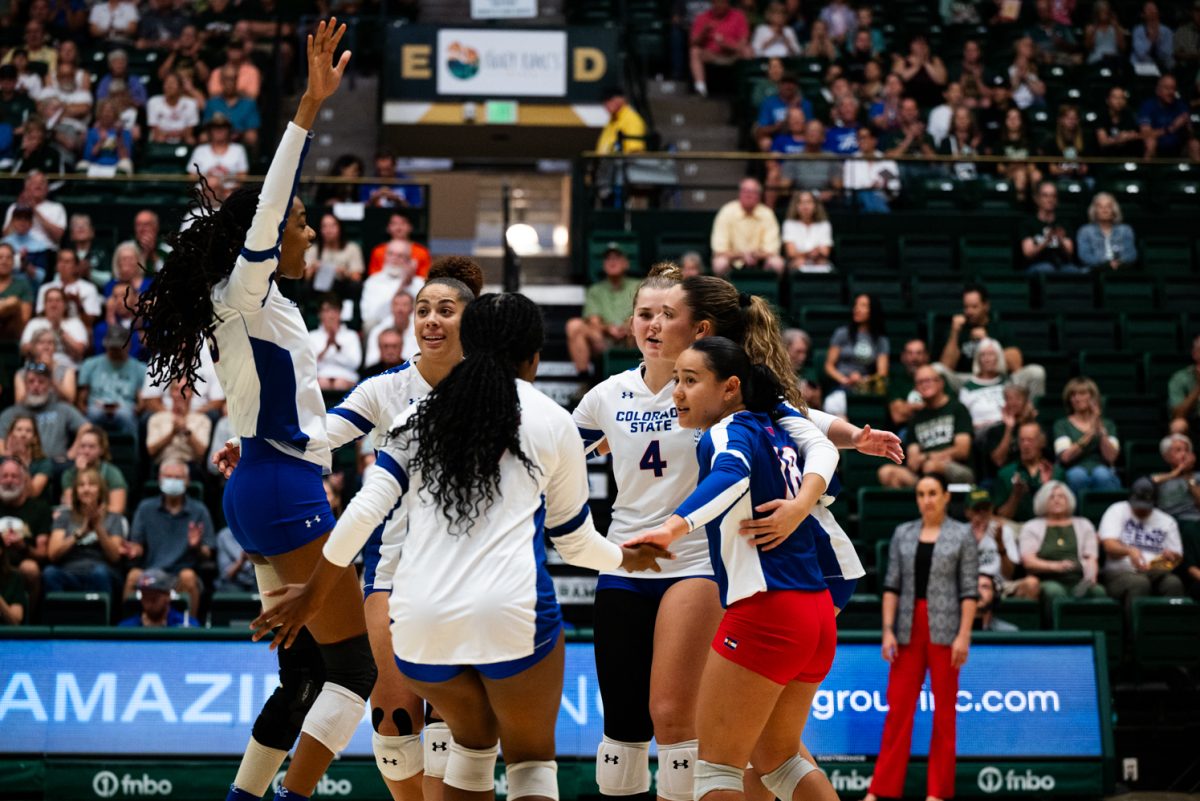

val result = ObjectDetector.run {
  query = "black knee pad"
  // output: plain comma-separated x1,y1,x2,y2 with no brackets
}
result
593,590,659,743
252,627,324,750
320,632,377,702
425,703,443,725
372,706,415,735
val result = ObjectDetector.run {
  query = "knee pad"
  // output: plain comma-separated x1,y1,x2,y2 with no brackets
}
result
423,722,453,779
693,760,744,801
507,760,558,801
760,755,818,801
373,706,416,736
655,740,698,801
373,732,423,781
595,736,651,795
319,634,378,702
444,741,498,793
252,629,323,751
300,682,367,755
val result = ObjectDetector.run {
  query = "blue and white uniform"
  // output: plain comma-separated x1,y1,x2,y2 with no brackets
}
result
326,359,432,596
322,380,625,680
216,122,333,556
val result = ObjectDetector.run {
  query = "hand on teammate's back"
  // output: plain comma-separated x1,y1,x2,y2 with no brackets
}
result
619,543,674,573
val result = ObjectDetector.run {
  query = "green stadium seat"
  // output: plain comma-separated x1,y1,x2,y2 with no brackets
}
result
1037,273,1095,309
840,450,886,495
857,487,916,543
838,594,882,630
836,233,891,273
43,592,111,626
845,395,888,432
848,273,907,310
1160,275,1200,313
654,232,709,264
997,311,1056,351
1145,353,1184,397
208,592,263,628
911,274,965,313
1098,273,1158,312
1078,489,1129,525
898,234,956,274
729,270,781,308
1142,236,1193,275
875,538,890,585
979,276,1032,314
1131,597,1200,670
1058,312,1119,352
788,273,845,310
1052,597,1123,670
1124,440,1163,483
886,310,922,345
799,305,850,343
601,347,642,378
1079,350,1140,390
1103,393,1164,444
1121,313,1183,354
999,597,1041,630
960,234,1015,275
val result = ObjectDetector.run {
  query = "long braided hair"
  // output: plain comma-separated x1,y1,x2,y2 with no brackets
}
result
132,177,261,390
390,293,544,533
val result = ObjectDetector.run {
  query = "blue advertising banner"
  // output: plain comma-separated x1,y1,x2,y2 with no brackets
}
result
0,640,1101,759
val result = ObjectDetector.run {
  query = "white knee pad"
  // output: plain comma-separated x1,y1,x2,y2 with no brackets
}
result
760,755,818,801
507,760,559,800
655,740,698,801
373,732,423,781
299,682,366,754
595,736,651,795
693,760,744,801
444,741,498,793
423,722,453,779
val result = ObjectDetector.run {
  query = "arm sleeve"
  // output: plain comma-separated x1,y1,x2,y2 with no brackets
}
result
333,330,362,372
761,214,782,254
572,386,607,455
959,529,980,600
580,284,601,320
674,429,753,531
327,377,383,448
776,409,840,484
544,412,623,572
323,452,407,567
221,123,311,312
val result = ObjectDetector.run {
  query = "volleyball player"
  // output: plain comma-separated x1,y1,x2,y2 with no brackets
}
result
252,293,669,801
629,337,841,801
134,22,367,801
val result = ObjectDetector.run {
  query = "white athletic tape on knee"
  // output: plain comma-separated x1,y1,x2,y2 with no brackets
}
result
444,742,498,793
300,682,366,755
693,760,744,801
760,755,818,801
373,732,423,781
655,740,698,801
507,760,559,800
596,737,651,795
423,722,453,779
253,563,283,612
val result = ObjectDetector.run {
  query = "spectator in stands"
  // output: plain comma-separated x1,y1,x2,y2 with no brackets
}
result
69,215,109,289
103,244,149,298
841,126,899,213
4,171,65,247
952,40,988,109
1169,335,1200,440
824,94,861,154
121,211,169,278
304,212,363,293
1176,1,1200,71
2,414,53,498
206,39,261,100
986,383,1038,468
36,60,93,156
8,21,56,72
2,207,52,272
818,0,855,45
362,327,407,380
0,64,35,138
309,295,361,392
768,119,837,207
79,99,134,174
892,34,948,109
363,290,416,369
21,288,88,365
119,568,197,627
1153,433,1200,522
1022,182,1079,273
784,327,822,410
125,460,214,618
1139,74,1198,159
855,6,886,53
596,85,647,158
928,82,964,146
361,240,424,333
61,424,126,514
141,343,224,419
203,64,261,149
754,73,811,152
802,18,837,61
188,115,248,194
0,362,85,461
857,59,885,106
689,0,750,96
1077,192,1137,271
967,489,1033,600
1019,481,1106,613
565,243,639,374
1008,36,1047,110
781,190,833,272
0,533,27,625
937,106,982,180
763,107,806,206
157,25,210,103
1045,104,1088,182
17,329,75,404
837,29,880,85
145,379,212,471
9,118,61,175
0,457,51,598
136,0,186,50
44,467,128,594
958,338,1008,445
883,97,937,167
147,72,199,146
988,108,1042,203
1094,86,1145,158
360,150,422,208
89,0,139,43
878,365,974,487
751,2,800,57
995,422,1064,523
887,338,929,430
96,50,147,108
1054,377,1122,495
367,212,431,277
37,249,101,326
1100,477,1185,610
1085,0,1127,66
709,177,785,275
680,250,705,277
1131,1,1174,74
0,242,32,341
869,73,904,134
824,293,888,418
54,40,89,94
216,527,256,592
1028,0,1081,65
77,326,145,439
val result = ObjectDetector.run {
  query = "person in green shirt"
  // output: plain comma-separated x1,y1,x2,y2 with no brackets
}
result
1052,377,1121,497
879,365,974,486
61,425,128,516
565,243,640,375
993,421,1064,523
1168,334,1200,442
0,242,33,342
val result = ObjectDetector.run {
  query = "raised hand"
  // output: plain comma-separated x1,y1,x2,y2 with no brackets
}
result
305,18,352,102
852,424,904,464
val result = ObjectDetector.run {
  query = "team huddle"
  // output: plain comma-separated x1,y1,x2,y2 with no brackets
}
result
130,20,905,801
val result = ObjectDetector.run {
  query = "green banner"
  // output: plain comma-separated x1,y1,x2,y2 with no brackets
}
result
821,760,1104,798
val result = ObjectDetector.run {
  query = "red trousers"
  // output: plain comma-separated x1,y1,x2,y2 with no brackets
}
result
870,599,959,800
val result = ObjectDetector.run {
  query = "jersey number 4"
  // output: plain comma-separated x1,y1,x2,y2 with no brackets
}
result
639,440,668,477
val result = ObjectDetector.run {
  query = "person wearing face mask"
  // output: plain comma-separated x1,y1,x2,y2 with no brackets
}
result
360,240,424,333
0,362,87,462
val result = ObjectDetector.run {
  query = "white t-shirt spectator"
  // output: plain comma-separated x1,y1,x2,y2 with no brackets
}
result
141,344,225,412
360,273,424,334
781,220,833,255
308,325,362,386
928,103,952,146
751,25,801,57
842,151,899,190
36,278,102,319
20,316,90,355
363,317,419,368
4,199,68,245
147,95,200,142
188,142,249,182
1098,501,1183,577
89,1,140,38
36,81,94,115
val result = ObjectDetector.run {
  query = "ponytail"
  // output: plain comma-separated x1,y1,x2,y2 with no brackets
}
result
688,337,785,415
741,294,804,412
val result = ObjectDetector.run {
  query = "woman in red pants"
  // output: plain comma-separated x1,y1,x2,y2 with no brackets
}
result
865,474,978,801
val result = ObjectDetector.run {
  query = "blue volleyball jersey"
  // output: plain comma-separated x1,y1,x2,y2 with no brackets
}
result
674,410,828,607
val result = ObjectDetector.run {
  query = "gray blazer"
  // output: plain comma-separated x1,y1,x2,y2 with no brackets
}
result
884,518,980,646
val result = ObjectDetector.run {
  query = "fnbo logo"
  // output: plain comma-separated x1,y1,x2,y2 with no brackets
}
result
977,767,1004,794
91,771,173,798
272,772,353,797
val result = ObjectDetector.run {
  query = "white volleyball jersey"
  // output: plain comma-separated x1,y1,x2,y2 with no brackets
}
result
327,359,432,592
573,367,710,577
324,380,623,665
209,122,330,470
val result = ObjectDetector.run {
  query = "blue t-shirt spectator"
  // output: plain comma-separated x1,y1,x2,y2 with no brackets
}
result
1138,94,1192,155
119,608,197,627
83,126,133,167
758,95,814,130
202,96,261,134
770,132,807,155
824,125,859,154
96,74,148,107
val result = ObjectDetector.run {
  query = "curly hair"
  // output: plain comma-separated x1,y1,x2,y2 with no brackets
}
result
390,293,544,534
132,177,260,390
427,255,485,298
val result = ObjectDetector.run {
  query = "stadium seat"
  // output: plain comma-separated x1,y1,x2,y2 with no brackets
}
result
1099,273,1158,313
601,347,642,378
788,273,845,309
654,232,708,264
1023,350,1072,399
1131,597,1200,670
1079,351,1140,391
1160,275,1200,313
999,597,1041,630
208,592,263,628
799,305,850,343
43,592,111,626
1037,273,1095,309
1052,597,1123,670
898,234,955,274
1121,313,1183,354
1103,393,1164,444
840,450,886,496
976,276,1030,314
857,487,916,543
1123,440,1163,484
837,594,882,630
729,270,781,308
1057,312,1119,352
845,395,888,432
1145,353,1184,396
836,233,891,273
875,538,890,584
997,311,1056,352
959,234,1015,276
1078,489,1129,525
886,310,922,345
1141,237,1193,275
911,274,965,313
848,273,907,310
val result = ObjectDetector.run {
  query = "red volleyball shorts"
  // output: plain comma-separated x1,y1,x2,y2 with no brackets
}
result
712,589,837,686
